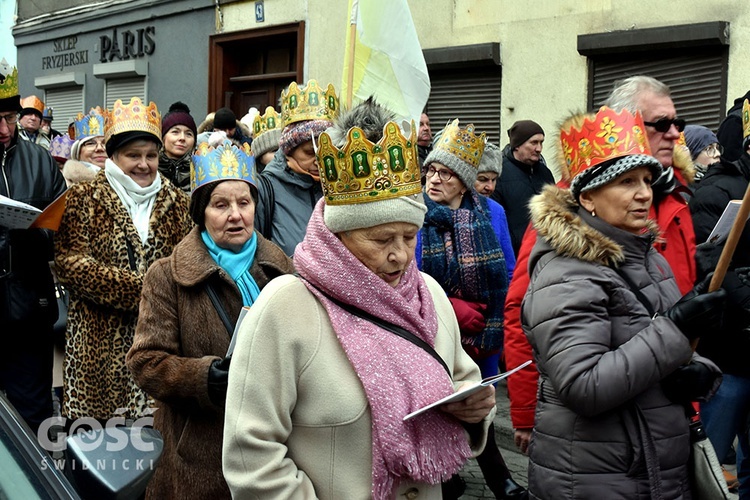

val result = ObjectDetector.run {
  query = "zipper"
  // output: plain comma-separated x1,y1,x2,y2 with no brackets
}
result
1,149,10,197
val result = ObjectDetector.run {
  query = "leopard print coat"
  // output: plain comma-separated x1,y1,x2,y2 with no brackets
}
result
55,170,193,420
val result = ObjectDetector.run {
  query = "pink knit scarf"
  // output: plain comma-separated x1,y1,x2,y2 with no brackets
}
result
294,200,472,499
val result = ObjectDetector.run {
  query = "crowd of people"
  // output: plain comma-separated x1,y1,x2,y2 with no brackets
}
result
2,52,750,499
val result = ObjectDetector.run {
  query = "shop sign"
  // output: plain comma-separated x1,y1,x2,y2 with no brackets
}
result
99,26,156,63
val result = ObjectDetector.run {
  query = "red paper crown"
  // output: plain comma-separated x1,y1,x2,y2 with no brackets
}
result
560,106,651,179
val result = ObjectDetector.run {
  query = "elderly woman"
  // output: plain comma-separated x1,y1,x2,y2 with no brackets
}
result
62,107,108,186
522,107,726,499
158,101,197,192
474,142,503,197
55,97,193,422
126,141,293,499
223,102,495,499
416,121,522,499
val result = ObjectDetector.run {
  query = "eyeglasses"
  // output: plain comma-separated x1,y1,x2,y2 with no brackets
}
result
82,139,106,150
643,118,686,133
426,166,454,181
0,113,19,125
702,144,723,157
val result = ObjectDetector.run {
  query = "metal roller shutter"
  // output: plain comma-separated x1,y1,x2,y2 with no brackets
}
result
44,87,83,128
590,48,727,132
425,67,502,145
105,77,146,109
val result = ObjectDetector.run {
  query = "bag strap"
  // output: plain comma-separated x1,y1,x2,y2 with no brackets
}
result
611,266,657,317
299,276,451,377
205,279,234,337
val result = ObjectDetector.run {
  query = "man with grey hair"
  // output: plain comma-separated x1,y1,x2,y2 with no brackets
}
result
603,75,696,294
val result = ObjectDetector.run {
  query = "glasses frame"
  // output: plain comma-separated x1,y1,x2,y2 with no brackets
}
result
82,139,107,150
643,118,686,133
426,166,454,182
702,144,723,157
0,113,19,125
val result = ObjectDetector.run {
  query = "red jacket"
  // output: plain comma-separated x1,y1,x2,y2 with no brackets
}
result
504,170,697,430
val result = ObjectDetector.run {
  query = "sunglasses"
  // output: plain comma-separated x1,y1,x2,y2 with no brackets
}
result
643,118,686,133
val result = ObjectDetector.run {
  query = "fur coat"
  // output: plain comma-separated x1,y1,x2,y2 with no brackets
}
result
126,226,294,500
521,186,720,499
54,169,193,421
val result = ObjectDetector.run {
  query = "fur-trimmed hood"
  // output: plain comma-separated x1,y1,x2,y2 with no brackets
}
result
62,159,100,186
528,184,660,267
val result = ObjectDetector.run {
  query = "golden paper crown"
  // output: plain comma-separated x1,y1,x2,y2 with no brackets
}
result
0,60,18,100
72,107,108,140
20,95,45,115
560,106,651,179
252,106,281,137
743,99,750,141
316,121,421,205
280,80,338,128
433,119,486,168
105,97,161,144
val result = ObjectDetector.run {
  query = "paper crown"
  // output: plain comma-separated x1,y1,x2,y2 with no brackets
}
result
560,106,651,179
191,139,255,193
432,119,486,169
280,80,338,128
315,121,421,205
49,134,74,161
73,107,108,140
43,107,54,120
743,99,750,142
20,95,45,115
252,106,281,138
0,61,18,99
105,97,160,144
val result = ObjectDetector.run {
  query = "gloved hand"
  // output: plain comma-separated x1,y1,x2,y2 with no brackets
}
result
662,362,721,403
207,356,231,406
719,267,750,327
661,275,726,340
448,297,487,336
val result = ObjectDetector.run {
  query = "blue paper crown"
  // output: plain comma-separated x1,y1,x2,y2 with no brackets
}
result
73,107,107,140
191,140,256,193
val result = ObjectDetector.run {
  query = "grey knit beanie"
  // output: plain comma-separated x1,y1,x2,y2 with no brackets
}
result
423,147,478,189
478,142,502,175
570,154,663,199
251,127,282,158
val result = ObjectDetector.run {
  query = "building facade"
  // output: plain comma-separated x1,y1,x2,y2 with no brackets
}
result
13,0,750,180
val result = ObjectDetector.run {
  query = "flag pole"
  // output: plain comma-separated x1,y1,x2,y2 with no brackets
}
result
345,0,358,109
691,181,750,351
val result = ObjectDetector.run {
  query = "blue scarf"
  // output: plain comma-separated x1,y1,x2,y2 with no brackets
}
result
420,191,509,351
201,230,261,306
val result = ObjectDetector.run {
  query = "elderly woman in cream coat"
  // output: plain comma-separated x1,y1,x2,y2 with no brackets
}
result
223,101,495,499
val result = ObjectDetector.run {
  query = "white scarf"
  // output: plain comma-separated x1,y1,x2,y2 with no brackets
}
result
104,159,162,244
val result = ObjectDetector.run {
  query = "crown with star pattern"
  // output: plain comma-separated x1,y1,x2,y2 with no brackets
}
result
191,139,255,193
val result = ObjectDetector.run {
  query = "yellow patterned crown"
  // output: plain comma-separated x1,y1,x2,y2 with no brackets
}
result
191,139,255,193
280,80,338,128
315,121,421,205
72,107,108,140
433,119,486,168
105,97,161,144
252,106,281,138
0,60,18,99
743,99,750,142
560,106,651,179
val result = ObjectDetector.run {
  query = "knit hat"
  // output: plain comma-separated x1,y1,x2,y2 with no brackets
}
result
213,107,237,130
683,125,718,160
251,128,281,158
315,99,425,233
424,119,486,189
161,101,197,138
564,107,662,199
508,120,544,149
279,119,331,155
477,142,502,176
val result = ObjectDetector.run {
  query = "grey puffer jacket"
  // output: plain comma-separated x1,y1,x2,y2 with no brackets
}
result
521,186,721,500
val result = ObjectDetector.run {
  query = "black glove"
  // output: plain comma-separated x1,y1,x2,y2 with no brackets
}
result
661,276,726,340
720,267,750,328
694,242,723,281
662,363,721,403
207,356,231,406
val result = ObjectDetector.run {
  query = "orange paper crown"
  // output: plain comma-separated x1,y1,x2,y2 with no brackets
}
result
20,95,45,115
105,97,161,144
560,106,651,179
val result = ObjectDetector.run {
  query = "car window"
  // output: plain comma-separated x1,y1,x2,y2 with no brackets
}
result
0,426,62,500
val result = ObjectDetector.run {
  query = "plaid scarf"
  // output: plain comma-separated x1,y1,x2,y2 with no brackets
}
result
421,191,508,351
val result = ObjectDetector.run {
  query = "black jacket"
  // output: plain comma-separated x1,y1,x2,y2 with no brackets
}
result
490,145,555,256
0,133,67,325
689,154,750,376
716,90,750,163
